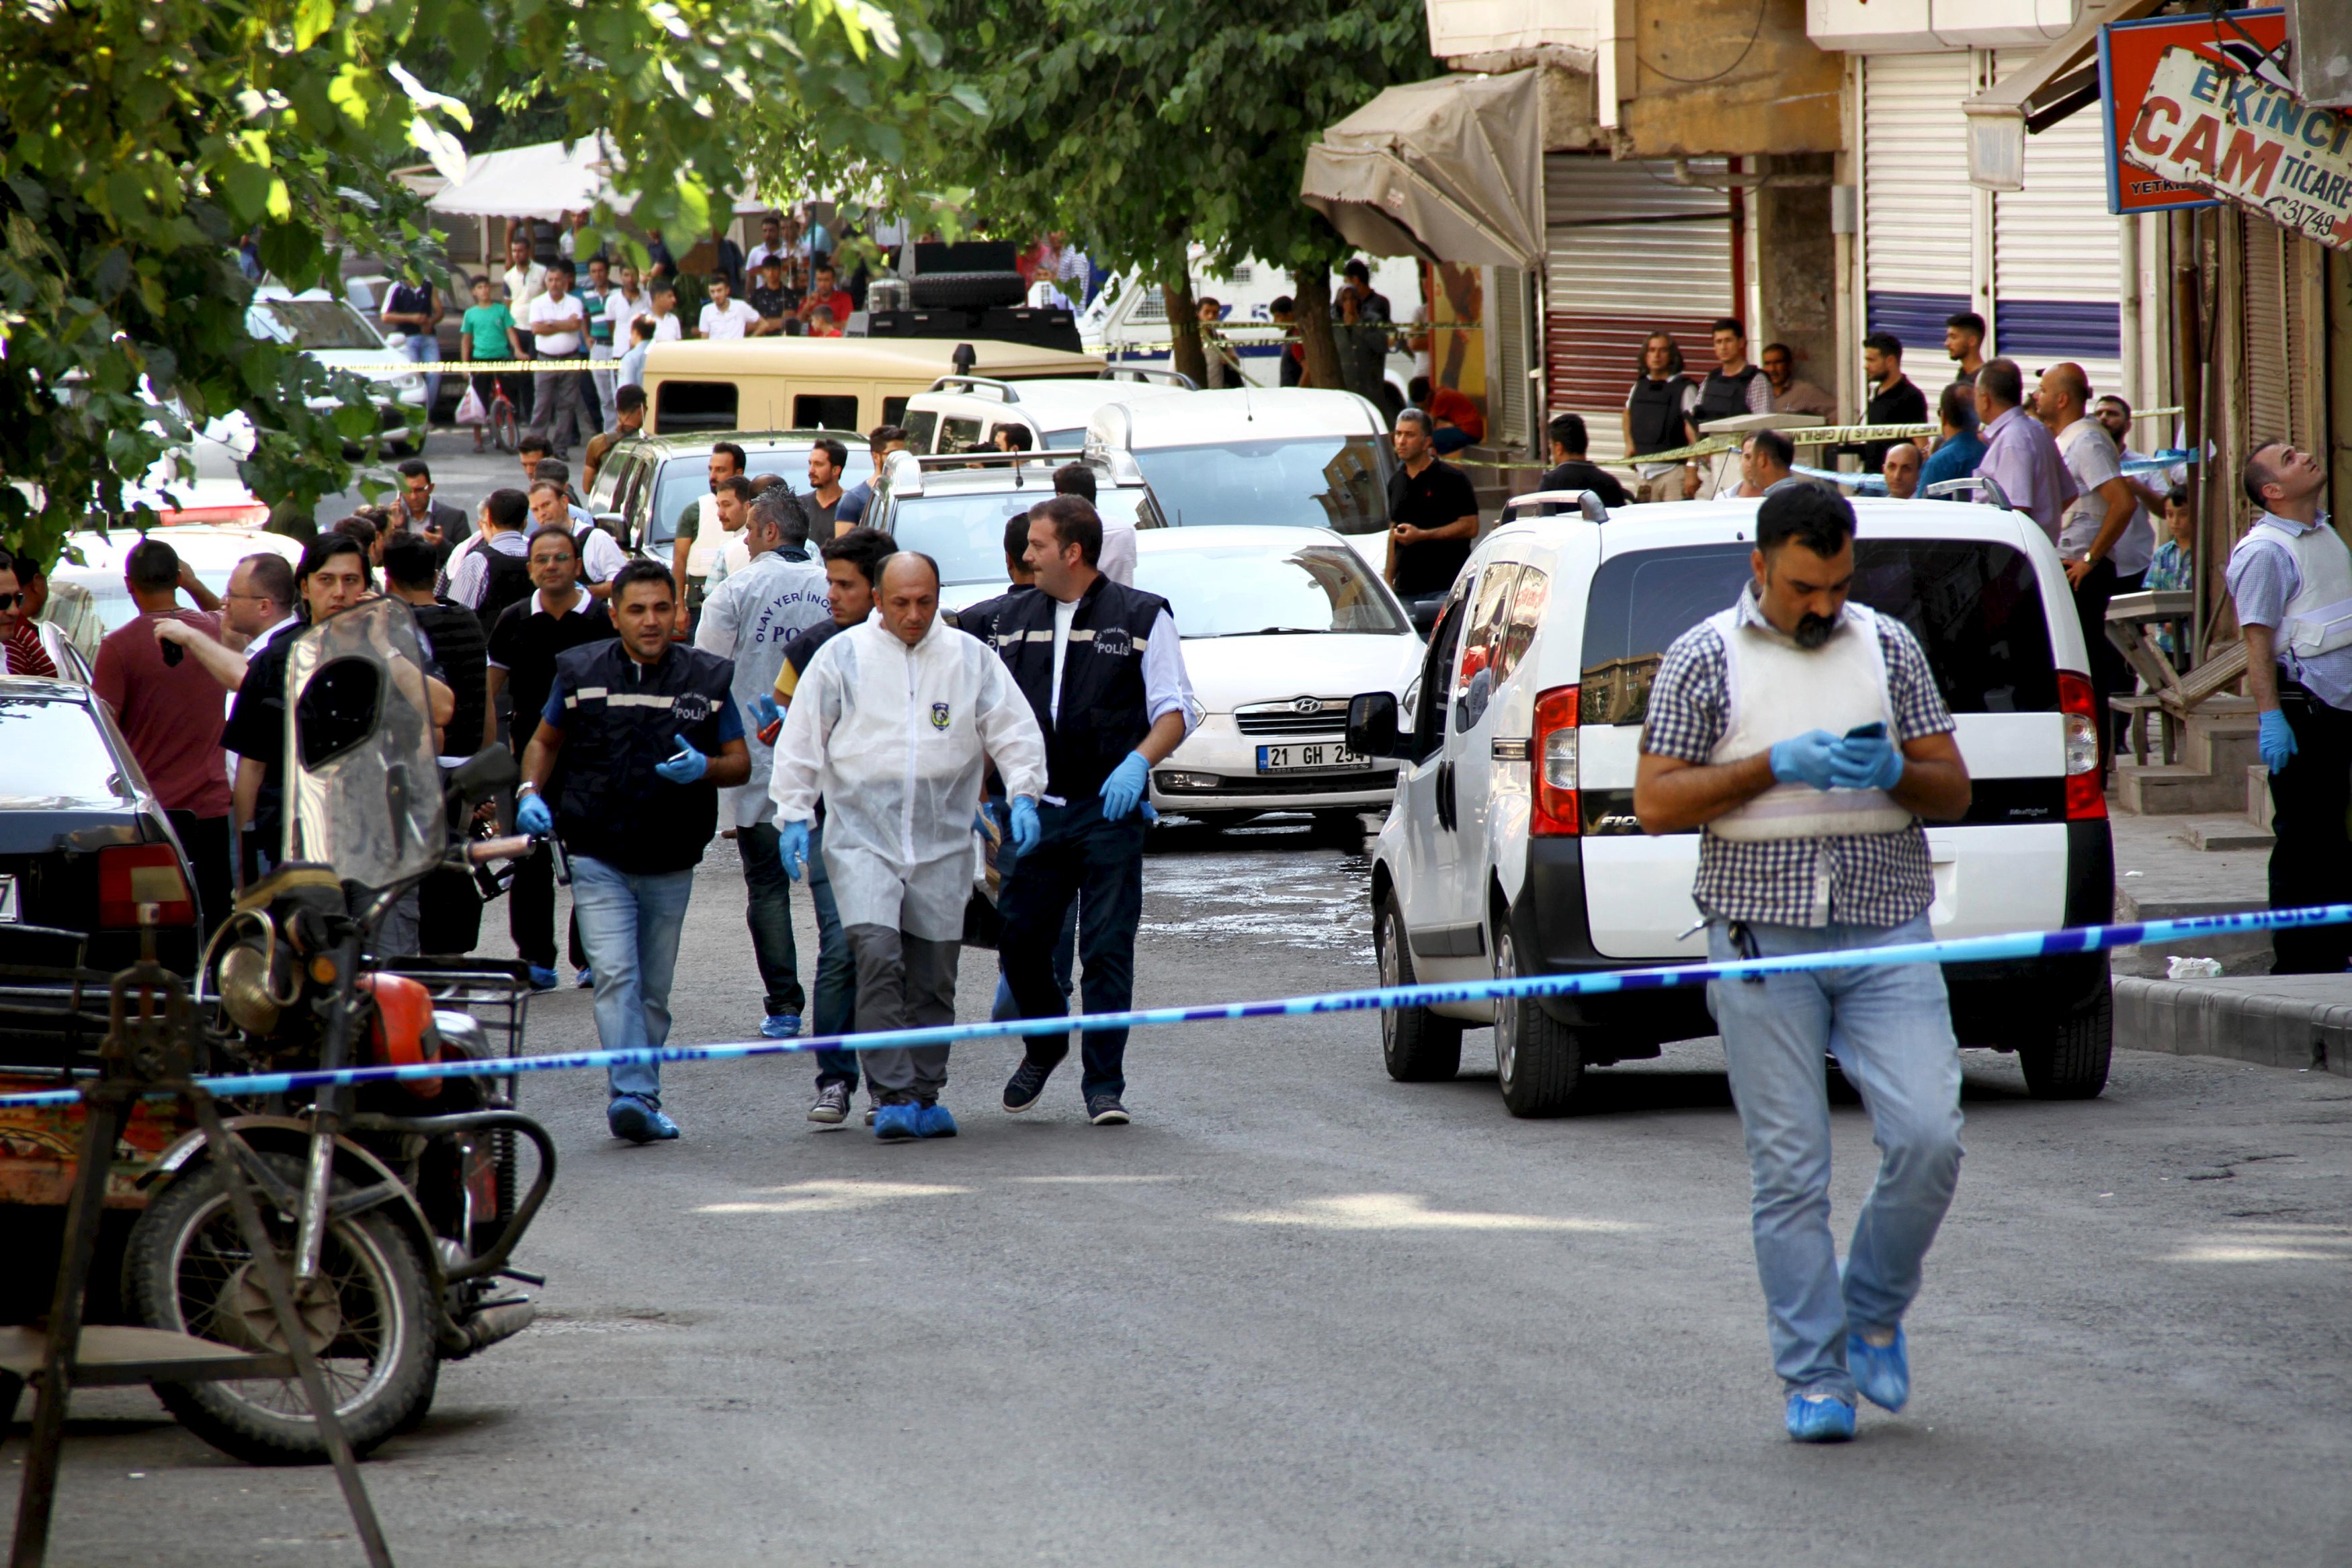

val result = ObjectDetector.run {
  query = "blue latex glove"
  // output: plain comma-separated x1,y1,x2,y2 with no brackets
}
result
2259,708,2298,774
1829,730,1904,792
654,732,708,785
1767,730,1841,791
1099,750,1151,821
778,819,811,881
751,693,782,731
1009,795,1041,853
515,790,553,836
1140,803,1159,826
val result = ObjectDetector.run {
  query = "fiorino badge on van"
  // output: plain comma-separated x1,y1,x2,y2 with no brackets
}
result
931,701,951,731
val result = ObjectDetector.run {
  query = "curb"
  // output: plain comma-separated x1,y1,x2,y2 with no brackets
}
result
2114,974,2352,1077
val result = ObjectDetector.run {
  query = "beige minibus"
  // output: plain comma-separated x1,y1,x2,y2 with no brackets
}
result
639,337,1103,435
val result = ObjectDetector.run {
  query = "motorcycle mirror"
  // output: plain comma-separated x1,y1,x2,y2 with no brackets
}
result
448,744,520,804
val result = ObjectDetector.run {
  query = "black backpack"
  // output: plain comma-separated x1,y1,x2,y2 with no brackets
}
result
475,547,534,636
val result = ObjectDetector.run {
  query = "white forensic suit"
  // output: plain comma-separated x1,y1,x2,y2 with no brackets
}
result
769,614,1046,1104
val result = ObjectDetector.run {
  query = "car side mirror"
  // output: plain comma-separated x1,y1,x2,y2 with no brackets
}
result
448,744,519,805
1347,691,1406,760
1408,597,1443,634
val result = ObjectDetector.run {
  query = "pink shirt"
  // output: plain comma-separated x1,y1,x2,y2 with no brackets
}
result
93,610,233,816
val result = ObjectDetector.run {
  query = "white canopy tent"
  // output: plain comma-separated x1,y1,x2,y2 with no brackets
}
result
425,136,782,224
425,138,622,222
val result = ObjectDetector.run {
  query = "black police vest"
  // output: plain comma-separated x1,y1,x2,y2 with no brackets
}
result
545,640,737,874
411,599,489,760
1696,364,1762,425
1626,377,1685,455
993,576,1170,800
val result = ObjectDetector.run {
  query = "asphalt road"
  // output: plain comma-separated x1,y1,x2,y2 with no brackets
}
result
8,810,2350,1567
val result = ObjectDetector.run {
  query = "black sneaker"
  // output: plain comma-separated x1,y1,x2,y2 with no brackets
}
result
1003,1058,1055,1113
1086,1094,1130,1127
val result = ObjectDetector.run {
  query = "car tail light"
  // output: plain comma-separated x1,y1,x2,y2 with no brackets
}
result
1532,685,1579,836
2056,671,2107,820
97,843,194,927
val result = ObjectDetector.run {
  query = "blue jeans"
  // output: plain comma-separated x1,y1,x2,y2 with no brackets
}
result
397,331,442,419
737,822,805,1018
805,822,859,1090
1431,425,1473,454
571,854,696,1105
999,797,1146,1100
1706,913,1966,1399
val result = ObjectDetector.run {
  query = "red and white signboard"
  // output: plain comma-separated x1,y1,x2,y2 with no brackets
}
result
2099,8,2295,216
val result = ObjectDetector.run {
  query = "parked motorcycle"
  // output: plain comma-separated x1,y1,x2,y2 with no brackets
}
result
1,595,558,1464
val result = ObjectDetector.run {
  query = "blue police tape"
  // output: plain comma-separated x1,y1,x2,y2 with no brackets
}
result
1,901,2344,1110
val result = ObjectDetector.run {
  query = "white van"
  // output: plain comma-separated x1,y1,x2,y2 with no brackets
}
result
900,370,1192,455
1083,388,1394,566
1080,252,1421,404
1347,494,2116,1117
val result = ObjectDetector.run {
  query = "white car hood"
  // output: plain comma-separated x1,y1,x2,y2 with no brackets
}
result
1175,631,1421,715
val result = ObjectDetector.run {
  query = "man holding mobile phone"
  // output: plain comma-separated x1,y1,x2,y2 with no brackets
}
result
515,559,749,1144
1631,485,1973,1444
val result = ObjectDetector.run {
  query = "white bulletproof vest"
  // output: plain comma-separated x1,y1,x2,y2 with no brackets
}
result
2246,517,2352,658
1704,601,1914,842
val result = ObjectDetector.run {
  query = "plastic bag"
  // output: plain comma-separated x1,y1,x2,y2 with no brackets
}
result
454,381,487,427
2167,955,2224,980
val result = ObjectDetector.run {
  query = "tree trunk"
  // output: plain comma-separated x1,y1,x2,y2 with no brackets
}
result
1292,267,1342,394
1163,277,1206,388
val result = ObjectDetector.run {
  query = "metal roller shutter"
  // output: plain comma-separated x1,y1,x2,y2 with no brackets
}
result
1544,154,1733,465
1993,49,2124,398
2239,211,2296,451
1493,266,1530,451
1862,52,1974,354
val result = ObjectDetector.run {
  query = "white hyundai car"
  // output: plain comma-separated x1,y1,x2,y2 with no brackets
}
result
1133,526,1424,828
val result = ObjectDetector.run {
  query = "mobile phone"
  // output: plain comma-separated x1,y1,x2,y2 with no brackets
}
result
1843,721,1886,741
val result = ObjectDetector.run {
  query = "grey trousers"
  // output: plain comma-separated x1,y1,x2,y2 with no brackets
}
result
847,923,959,1104
529,366,582,454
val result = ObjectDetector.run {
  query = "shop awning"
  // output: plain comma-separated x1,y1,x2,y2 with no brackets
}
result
1960,0,2169,189
1300,69,1546,271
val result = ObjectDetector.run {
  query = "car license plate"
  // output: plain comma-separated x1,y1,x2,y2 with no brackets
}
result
1256,743,1370,774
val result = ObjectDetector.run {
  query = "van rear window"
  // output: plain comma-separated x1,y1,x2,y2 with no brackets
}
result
655,381,739,434
1580,539,2057,724
794,394,859,430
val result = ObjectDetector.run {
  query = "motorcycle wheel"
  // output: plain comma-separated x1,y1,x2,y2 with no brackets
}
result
124,1152,437,1465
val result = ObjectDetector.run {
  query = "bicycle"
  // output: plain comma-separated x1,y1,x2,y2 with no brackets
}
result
487,375,520,455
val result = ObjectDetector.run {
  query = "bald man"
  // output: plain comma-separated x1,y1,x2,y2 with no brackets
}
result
1881,443,1922,501
769,552,1046,1140
2042,361,2138,763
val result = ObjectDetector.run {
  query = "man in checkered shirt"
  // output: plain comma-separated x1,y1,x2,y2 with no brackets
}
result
1633,484,1973,1444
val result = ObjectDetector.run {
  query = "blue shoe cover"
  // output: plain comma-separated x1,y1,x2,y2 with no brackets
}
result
873,1102,922,1141
916,1102,958,1138
761,1013,802,1040
1847,1327,1909,1412
1785,1391,1857,1442
607,1094,679,1143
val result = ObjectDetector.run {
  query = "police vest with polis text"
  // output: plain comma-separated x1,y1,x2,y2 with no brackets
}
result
546,638,737,871
991,575,1171,798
